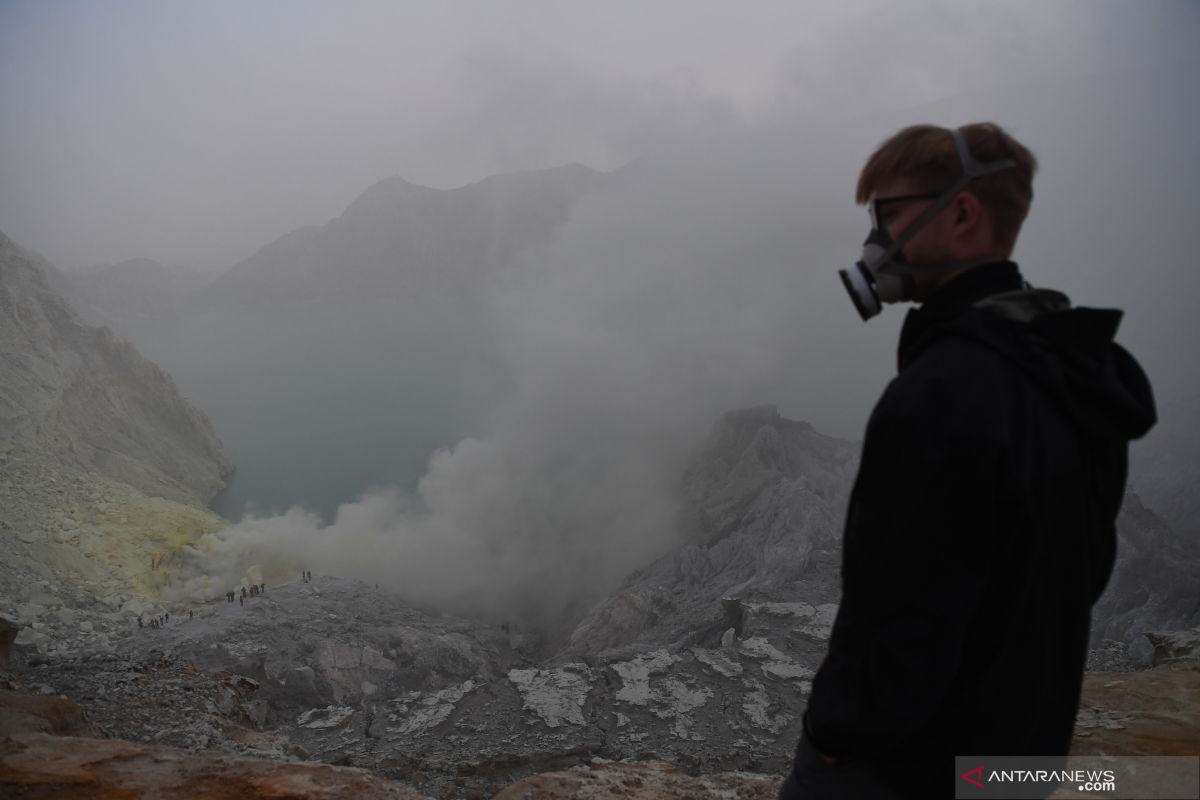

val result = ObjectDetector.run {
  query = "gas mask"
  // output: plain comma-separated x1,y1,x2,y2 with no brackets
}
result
839,128,1017,320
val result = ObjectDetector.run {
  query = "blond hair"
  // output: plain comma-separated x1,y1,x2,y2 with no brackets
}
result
856,122,1038,251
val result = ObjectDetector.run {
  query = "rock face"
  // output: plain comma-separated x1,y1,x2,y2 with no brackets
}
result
1090,492,1200,656
1131,392,1200,542
0,231,231,504
0,231,232,608
1145,626,1200,667
564,405,857,660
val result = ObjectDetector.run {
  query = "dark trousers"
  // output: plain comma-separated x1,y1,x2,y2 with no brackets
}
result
778,735,902,800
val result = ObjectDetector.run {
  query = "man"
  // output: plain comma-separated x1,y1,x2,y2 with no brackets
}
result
780,123,1155,799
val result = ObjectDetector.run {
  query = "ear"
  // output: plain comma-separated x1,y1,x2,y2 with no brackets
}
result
952,191,986,238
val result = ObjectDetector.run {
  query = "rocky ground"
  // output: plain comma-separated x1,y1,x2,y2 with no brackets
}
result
1,732,430,799
6,571,1194,799
4,611,1197,799
1,573,834,798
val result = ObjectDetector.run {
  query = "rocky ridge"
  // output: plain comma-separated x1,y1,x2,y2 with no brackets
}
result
204,163,609,307
565,405,856,660
0,231,231,503
1091,491,1200,656
0,231,231,618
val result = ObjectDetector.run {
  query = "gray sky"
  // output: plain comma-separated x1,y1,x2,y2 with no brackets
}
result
2,0,1196,269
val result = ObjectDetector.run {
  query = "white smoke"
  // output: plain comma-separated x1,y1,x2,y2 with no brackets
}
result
171,141,829,629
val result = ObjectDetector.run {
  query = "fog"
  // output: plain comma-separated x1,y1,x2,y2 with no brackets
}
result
5,1,1195,269
3,1,1198,627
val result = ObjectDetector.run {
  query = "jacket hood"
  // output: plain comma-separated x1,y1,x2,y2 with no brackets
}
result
944,289,1157,441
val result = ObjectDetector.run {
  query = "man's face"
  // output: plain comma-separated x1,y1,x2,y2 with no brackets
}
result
870,177,958,300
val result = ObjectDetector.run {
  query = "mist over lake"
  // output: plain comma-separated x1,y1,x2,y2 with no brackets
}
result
137,300,505,522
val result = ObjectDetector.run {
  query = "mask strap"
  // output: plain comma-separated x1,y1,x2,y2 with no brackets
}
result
954,128,1016,178
868,128,1017,273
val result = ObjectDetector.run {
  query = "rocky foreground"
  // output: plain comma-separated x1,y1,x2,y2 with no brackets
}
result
3,635,1197,799
0,573,832,797
3,583,1198,799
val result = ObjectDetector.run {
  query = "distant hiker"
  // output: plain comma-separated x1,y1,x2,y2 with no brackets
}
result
164,612,169,622
260,583,265,593
239,596,243,607
137,616,143,629
189,610,193,620
778,123,1156,800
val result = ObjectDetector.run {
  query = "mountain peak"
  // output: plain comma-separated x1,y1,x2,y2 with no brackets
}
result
209,163,610,305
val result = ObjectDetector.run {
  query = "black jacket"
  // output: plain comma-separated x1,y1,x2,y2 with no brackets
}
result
800,261,1156,797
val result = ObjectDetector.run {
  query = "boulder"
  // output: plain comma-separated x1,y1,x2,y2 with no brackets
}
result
1145,627,1200,668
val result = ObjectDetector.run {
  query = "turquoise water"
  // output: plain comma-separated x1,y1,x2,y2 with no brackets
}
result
132,299,504,523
